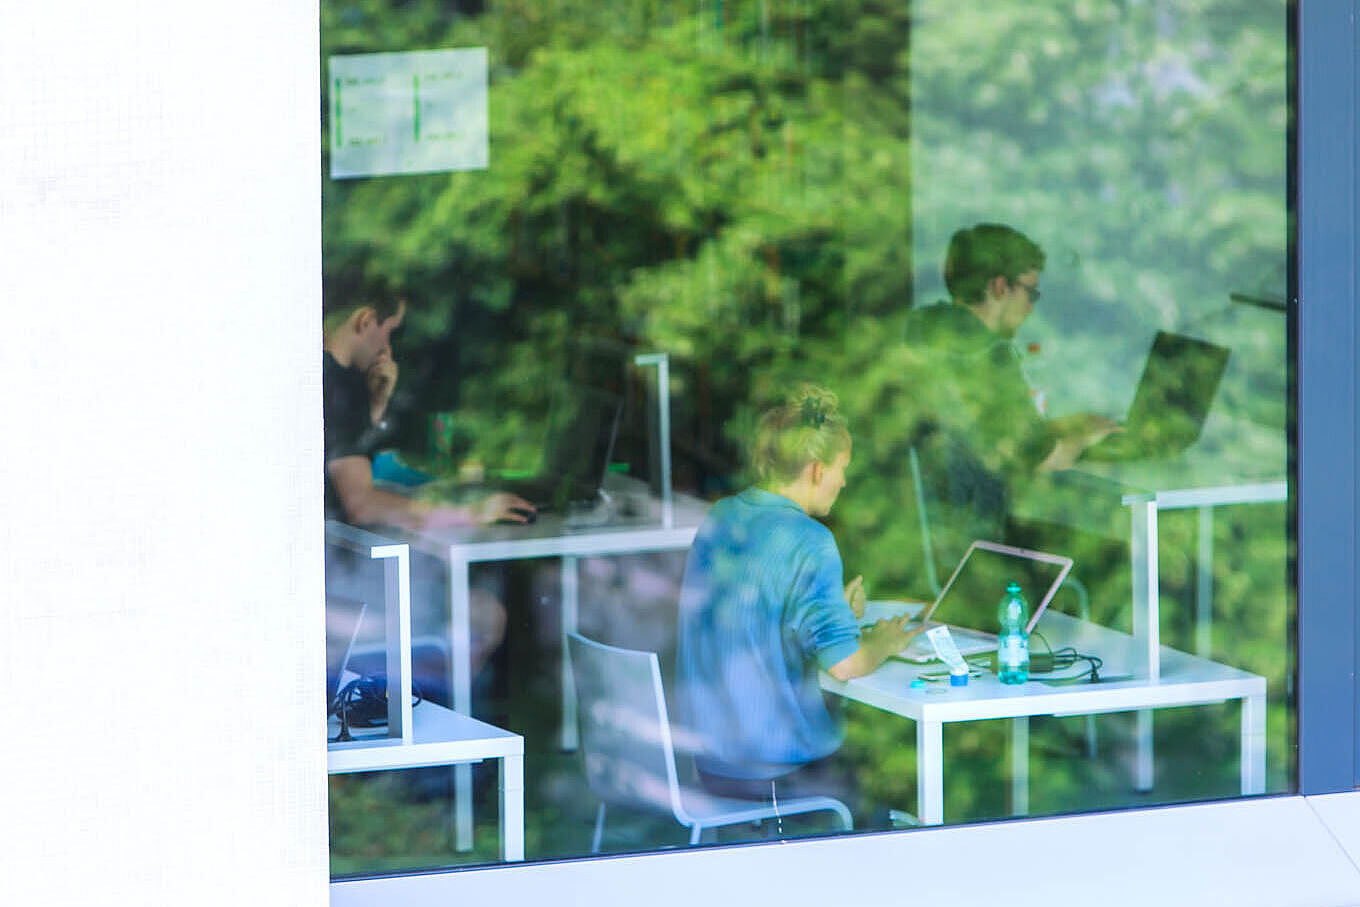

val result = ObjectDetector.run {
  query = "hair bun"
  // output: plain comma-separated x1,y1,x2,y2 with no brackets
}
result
791,384,838,428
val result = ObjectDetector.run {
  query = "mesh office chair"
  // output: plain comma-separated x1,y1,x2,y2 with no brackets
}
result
567,632,853,850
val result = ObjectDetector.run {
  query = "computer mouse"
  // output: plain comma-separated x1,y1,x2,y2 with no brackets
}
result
507,506,537,525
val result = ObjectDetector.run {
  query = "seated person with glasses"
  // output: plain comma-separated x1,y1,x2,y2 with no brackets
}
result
902,224,1119,559
676,385,920,811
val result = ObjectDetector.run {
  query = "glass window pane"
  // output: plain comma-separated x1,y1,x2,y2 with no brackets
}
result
321,0,1293,874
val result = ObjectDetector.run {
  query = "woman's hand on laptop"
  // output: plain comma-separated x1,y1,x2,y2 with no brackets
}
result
829,614,923,682
866,613,923,651
844,575,867,619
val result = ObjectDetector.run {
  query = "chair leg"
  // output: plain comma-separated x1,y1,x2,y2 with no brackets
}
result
591,803,606,854
689,824,703,845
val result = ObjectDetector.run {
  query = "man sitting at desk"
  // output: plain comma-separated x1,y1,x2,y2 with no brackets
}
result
677,385,919,808
903,224,1118,564
323,296,532,530
323,295,533,689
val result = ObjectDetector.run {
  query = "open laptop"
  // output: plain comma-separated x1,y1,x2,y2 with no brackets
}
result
488,384,624,511
894,541,1073,663
1081,331,1231,462
325,595,368,709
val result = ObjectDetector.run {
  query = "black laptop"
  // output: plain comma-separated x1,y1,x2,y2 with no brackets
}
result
1081,331,1231,462
491,384,624,511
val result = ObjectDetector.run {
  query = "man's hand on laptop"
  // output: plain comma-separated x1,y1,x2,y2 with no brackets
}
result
417,493,537,530
471,492,537,524
1039,413,1122,471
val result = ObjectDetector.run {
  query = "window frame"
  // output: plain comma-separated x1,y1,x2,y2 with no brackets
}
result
323,0,1356,885
1298,0,1360,794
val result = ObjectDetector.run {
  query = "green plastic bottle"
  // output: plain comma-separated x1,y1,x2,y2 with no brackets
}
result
997,581,1030,685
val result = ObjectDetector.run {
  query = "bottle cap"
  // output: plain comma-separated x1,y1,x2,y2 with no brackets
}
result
949,671,969,687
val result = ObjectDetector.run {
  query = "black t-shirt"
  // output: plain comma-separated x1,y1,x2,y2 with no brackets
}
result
323,351,387,520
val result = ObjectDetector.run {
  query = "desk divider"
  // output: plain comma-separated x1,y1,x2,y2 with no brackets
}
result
372,543,413,746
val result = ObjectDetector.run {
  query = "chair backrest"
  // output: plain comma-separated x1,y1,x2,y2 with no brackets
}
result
566,633,686,820
909,445,943,599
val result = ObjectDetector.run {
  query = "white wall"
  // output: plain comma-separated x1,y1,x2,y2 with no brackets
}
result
0,3,327,904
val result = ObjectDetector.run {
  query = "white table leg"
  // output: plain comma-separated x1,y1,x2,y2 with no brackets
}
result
448,553,474,852
1196,505,1214,657
501,754,525,861
1010,716,1029,817
1129,498,1159,795
448,554,472,714
560,555,580,751
1135,709,1155,792
917,720,944,826
1241,694,1267,795
1130,497,1161,680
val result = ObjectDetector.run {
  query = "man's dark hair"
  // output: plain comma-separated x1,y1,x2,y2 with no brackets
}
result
321,267,406,333
943,223,1046,305
321,270,406,335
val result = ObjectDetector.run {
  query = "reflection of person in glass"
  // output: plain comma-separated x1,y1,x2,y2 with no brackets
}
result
677,385,920,806
904,225,1118,550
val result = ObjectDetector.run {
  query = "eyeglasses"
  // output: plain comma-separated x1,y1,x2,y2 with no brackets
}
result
1010,278,1041,304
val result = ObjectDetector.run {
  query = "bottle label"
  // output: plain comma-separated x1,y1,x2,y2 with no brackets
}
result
1000,636,1028,668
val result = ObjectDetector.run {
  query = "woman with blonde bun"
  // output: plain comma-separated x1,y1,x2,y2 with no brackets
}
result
677,385,921,807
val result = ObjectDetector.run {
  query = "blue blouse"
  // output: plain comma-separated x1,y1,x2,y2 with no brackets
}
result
676,487,861,779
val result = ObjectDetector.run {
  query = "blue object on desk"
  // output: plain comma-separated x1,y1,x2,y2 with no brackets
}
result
910,679,926,689
949,672,969,687
373,450,433,487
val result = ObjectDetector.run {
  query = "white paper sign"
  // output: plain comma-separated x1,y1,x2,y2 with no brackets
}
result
328,48,488,179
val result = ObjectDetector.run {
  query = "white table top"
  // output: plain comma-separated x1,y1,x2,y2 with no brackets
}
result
823,607,1266,723
327,701,522,773
401,476,710,561
1009,413,1287,531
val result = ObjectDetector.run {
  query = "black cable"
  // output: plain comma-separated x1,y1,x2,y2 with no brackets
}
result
328,676,426,744
1023,631,1104,681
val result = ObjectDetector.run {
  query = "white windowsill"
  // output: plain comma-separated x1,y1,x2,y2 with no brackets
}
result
332,793,1360,907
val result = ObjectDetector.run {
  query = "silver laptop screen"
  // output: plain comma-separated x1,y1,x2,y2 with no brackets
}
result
937,546,1069,634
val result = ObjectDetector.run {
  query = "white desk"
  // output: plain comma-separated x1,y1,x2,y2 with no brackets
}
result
328,704,525,862
1084,469,1285,791
1059,409,1287,667
1021,431,1286,793
404,480,709,851
822,610,1267,827
326,520,531,862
